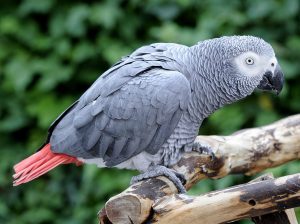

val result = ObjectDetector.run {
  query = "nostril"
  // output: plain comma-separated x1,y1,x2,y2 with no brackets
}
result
271,62,275,67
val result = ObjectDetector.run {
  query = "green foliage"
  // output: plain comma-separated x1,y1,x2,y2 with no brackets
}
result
0,0,299,223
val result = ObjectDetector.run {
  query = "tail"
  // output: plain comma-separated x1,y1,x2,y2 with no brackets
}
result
13,144,82,186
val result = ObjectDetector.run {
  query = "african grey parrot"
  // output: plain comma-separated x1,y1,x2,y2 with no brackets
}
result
13,36,284,193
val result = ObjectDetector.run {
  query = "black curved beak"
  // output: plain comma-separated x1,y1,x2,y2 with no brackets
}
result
257,64,284,95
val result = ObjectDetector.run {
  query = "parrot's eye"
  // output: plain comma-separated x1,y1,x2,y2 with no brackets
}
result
245,57,254,65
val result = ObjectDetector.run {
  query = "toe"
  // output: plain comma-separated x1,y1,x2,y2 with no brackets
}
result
174,172,186,185
130,166,187,194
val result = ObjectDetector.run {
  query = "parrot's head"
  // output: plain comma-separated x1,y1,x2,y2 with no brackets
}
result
193,35,284,104
224,36,284,96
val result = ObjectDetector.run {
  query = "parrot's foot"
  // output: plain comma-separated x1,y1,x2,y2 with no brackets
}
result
130,165,187,193
192,141,216,160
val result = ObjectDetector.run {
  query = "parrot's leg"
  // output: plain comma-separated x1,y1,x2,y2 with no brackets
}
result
130,165,187,193
192,141,216,160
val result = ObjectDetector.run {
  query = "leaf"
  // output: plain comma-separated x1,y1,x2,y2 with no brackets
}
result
254,110,280,127
3,55,34,92
145,2,180,21
26,95,74,128
34,56,74,91
0,15,20,34
19,0,55,15
0,99,28,132
71,41,96,63
209,105,247,135
89,2,122,29
97,36,132,64
65,4,90,37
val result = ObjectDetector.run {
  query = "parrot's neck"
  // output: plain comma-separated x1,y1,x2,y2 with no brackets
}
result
181,46,256,123
187,73,251,122
155,44,254,125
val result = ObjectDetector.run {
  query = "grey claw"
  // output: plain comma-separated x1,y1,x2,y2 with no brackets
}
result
193,141,216,160
130,165,187,194
174,171,186,185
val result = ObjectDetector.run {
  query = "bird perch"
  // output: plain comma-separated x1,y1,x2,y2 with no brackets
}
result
99,114,300,224
151,173,300,223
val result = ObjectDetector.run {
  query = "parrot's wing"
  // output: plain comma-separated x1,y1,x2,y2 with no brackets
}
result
50,67,190,166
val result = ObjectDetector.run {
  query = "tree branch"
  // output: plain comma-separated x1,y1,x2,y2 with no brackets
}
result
249,173,298,224
99,114,300,224
151,173,300,224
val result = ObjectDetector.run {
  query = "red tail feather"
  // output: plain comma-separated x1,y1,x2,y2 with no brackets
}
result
13,144,82,186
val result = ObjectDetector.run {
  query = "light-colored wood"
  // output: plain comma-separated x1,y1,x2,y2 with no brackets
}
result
104,176,177,224
180,113,300,189
151,173,300,224
99,114,300,224
285,209,298,224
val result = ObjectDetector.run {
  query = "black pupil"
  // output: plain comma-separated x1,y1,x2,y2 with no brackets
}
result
248,59,252,63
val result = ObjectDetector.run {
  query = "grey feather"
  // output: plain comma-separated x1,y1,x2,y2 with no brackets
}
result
51,67,190,166
98,133,114,158
73,104,93,129
95,113,110,131
82,122,100,150
108,136,128,158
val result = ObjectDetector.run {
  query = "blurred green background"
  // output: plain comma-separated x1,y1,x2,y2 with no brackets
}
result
0,0,299,223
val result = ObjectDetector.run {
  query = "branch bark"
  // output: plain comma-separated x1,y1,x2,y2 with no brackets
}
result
151,173,300,224
99,114,300,224
247,173,297,224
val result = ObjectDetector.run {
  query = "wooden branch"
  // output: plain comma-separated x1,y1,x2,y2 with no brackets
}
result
100,114,300,224
250,173,298,224
181,113,300,188
151,173,300,223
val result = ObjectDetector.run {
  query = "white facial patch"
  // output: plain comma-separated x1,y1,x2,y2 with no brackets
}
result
234,51,275,77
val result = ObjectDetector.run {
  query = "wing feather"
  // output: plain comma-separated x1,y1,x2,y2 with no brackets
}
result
50,46,191,166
